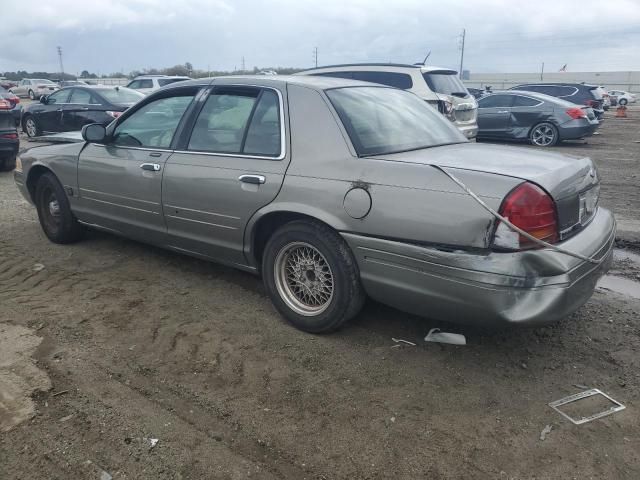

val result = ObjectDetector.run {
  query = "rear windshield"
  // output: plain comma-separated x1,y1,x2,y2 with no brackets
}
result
423,72,468,97
326,86,466,156
158,78,189,87
96,87,145,104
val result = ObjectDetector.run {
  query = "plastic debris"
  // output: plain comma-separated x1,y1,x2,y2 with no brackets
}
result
549,389,626,425
100,470,112,480
32,263,45,272
391,338,416,346
573,384,589,390
424,328,466,345
59,414,75,423
539,424,552,441
148,438,159,449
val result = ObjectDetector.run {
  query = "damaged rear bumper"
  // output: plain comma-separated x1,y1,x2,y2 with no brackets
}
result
342,207,615,327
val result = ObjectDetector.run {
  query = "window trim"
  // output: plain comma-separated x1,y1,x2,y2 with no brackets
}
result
176,85,286,161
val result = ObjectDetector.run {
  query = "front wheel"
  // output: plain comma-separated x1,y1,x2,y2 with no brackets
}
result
619,98,628,106
530,122,559,147
28,89,36,100
35,172,83,244
23,116,41,137
262,220,365,333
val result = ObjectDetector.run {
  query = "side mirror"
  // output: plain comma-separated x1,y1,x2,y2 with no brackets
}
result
40,95,48,104
82,123,107,143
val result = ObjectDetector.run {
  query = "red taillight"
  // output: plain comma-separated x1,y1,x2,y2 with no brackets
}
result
0,133,18,139
493,182,559,250
0,99,11,110
566,107,586,119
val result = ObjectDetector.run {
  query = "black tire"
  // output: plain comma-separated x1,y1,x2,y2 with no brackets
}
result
262,220,365,333
619,98,628,106
28,89,36,100
529,122,559,147
23,115,41,137
35,172,83,244
0,155,16,172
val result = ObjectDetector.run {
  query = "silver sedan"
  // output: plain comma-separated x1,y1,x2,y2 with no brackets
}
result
14,76,614,332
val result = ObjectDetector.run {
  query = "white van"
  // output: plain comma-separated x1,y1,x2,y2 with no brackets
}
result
297,63,478,139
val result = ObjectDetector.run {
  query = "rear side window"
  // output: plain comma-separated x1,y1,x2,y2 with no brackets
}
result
69,89,96,104
313,71,412,89
158,78,188,87
188,87,282,157
351,72,413,89
513,95,540,107
555,86,578,97
477,95,514,108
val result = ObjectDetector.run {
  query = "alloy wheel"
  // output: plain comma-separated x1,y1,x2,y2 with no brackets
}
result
25,118,37,137
274,242,334,316
531,124,556,146
40,186,62,235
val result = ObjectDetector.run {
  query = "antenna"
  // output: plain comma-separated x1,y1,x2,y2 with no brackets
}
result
422,51,431,65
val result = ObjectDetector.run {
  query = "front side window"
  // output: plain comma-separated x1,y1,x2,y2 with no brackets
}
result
327,86,466,156
46,90,70,104
139,79,153,89
477,95,514,108
188,87,282,157
112,92,195,148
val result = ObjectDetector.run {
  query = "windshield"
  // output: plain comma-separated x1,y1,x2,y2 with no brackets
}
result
97,87,145,104
326,87,466,156
158,78,189,86
423,72,468,97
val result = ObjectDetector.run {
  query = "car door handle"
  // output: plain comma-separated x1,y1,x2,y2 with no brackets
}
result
239,174,266,185
140,163,161,172
149,152,162,157
497,110,510,113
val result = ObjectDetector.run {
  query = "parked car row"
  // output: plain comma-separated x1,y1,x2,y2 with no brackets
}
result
14,75,614,333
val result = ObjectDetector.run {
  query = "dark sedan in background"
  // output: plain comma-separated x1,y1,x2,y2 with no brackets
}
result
510,83,605,120
477,90,599,147
0,86,21,126
0,96,18,171
22,85,144,137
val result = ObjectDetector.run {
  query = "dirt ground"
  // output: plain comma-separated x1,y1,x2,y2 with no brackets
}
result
1,105,640,479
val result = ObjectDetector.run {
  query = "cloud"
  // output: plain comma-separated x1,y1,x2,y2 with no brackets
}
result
1,0,638,74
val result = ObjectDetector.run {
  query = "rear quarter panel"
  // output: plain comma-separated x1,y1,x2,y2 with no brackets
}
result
251,84,522,252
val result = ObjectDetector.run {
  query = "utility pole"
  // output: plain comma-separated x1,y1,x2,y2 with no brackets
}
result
57,46,64,77
458,29,465,79
241,56,245,72
313,47,318,68
540,62,545,81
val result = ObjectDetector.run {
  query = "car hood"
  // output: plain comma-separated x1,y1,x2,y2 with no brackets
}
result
30,131,85,143
377,142,597,201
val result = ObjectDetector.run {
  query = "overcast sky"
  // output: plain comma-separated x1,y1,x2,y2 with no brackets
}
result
2,0,640,75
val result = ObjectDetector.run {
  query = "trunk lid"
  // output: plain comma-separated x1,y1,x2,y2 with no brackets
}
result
378,142,599,239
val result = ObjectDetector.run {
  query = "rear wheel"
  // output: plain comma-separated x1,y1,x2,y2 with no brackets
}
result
619,98,628,106
530,122,558,147
24,116,40,137
35,172,83,244
262,220,365,333
28,89,36,100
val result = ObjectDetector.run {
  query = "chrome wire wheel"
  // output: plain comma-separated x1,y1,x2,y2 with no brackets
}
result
40,186,62,234
274,242,334,316
531,124,556,146
25,118,37,137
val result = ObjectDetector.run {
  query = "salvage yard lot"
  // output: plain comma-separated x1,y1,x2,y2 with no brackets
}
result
1,106,640,479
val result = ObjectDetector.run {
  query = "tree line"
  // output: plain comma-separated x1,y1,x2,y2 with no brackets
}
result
3,63,305,81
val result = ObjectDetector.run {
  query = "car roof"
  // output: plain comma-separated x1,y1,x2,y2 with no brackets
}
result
482,90,581,106
159,75,389,92
133,75,191,79
512,82,597,89
298,63,458,75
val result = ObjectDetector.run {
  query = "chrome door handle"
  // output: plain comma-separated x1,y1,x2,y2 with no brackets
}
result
149,152,162,157
140,163,161,172
239,174,266,185
497,110,510,113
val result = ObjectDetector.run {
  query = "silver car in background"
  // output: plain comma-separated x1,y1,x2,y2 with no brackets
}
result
10,78,59,99
14,76,613,333
297,63,479,139
477,90,600,146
